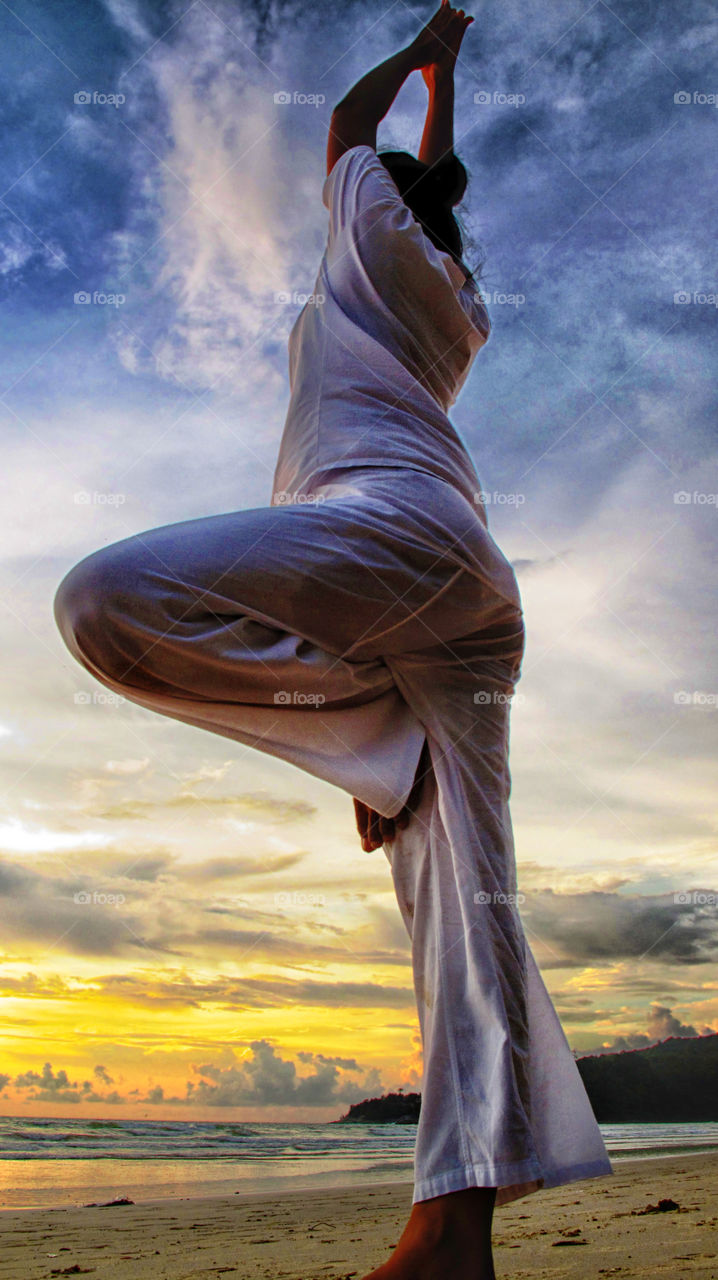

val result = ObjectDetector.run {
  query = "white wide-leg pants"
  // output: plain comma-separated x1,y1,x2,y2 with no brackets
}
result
53,465,612,1206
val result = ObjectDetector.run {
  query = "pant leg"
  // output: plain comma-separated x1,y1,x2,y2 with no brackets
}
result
384,617,612,1205
382,614,541,1201
53,495,483,818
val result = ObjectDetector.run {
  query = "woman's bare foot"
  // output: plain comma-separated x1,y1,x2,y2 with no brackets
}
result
360,1187,497,1280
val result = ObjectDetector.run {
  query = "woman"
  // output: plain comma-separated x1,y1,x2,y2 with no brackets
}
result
53,3,613,1276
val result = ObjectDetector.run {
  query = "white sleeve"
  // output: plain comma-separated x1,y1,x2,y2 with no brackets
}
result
322,144,410,242
322,144,491,346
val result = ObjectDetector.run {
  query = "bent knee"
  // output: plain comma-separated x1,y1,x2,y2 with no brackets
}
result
54,542,147,682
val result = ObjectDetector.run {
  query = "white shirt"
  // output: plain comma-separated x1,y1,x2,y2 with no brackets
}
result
272,144,492,507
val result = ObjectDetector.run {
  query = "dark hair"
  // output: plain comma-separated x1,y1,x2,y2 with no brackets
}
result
376,149,482,286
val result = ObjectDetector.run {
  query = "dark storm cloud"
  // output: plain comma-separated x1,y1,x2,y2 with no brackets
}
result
523,888,718,968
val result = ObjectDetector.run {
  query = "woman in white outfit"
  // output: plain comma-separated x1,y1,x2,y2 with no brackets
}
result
53,3,612,1276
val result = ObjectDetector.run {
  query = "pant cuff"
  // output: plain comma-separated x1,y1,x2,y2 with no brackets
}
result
413,1153,614,1206
412,1156,544,1204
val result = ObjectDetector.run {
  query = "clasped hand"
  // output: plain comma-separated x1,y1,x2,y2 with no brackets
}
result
407,0,474,78
353,739,431,852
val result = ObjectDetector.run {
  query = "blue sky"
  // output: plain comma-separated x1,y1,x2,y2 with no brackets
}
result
0,0,716,1117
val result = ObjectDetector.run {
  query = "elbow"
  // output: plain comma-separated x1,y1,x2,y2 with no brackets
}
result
328,104,376,155
331,97,356,118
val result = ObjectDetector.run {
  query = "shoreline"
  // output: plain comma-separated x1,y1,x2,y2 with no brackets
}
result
1,1150,716,1278
0,1143,716,1216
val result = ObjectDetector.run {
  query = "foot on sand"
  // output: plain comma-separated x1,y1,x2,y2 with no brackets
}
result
360,1187,497,1280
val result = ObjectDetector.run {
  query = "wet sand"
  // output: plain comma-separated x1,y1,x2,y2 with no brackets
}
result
0,1150,716,1278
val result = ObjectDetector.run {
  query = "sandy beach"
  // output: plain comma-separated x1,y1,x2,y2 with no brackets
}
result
0,1151,716,1279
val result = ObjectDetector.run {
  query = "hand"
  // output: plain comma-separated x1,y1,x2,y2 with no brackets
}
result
352,739,431,852
408,0,474,75
353,798,406,852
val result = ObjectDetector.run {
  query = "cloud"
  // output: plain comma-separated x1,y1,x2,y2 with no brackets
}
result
581,1002,717,1055
0,966,414,1013
84,789,317,823
185,1039,386,1107
181,852,308,880
10,1058,133,1105
105,757,151,774
13,1062,103,1103
522,888,718,968
0,848,414,966
5,1041,388,1109
99,0,302,398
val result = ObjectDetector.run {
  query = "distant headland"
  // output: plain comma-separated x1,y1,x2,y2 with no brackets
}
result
335,1034,718,1123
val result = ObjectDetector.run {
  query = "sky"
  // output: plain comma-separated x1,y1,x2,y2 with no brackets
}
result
0,0,716,1121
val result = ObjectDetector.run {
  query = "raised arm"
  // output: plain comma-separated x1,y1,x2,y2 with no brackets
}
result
326,1,472,177
418,68,455,166
326,47,416,176
419,4,473,167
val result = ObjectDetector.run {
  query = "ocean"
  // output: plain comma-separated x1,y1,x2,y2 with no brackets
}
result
1,1117,717,1211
